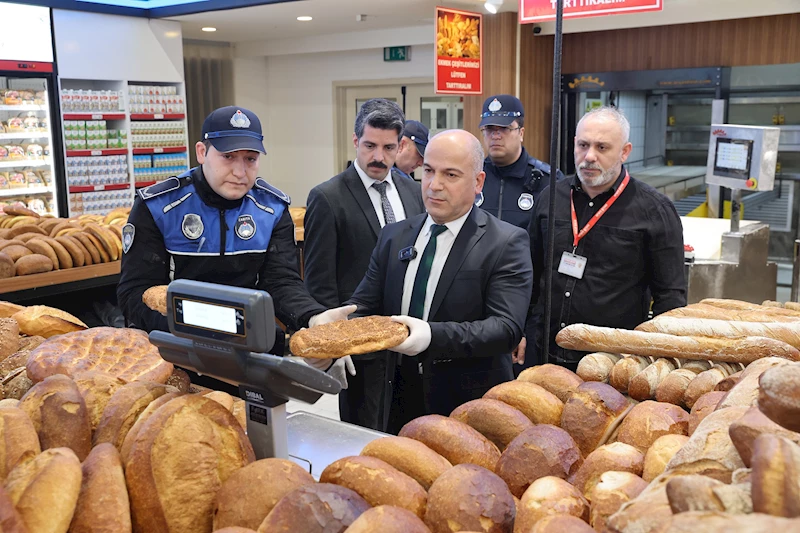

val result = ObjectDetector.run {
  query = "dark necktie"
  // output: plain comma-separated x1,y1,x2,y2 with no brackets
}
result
408,224,448,319
372,181,396,225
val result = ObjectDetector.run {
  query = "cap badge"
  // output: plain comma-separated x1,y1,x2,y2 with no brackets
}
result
230,110,251,128
488,99,502,112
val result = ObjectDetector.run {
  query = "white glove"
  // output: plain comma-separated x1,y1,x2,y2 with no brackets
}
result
309,305,357,328
391,315,432,356
303,356,356,390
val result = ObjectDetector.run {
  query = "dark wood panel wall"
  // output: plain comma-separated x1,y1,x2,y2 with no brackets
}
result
463,12,518,141
516,13,800,160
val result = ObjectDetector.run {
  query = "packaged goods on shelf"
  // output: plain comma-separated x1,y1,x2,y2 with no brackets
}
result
0,88,46,105
66,155,128,188
128,84,183,114
134,165,188,183
64,120,128,150
1,113,48,133
60,89,124,112
70,189,132,215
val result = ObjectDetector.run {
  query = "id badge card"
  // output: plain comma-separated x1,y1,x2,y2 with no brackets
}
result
558,251,587,279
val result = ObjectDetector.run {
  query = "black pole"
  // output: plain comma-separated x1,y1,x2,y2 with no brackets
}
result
542,0,564,363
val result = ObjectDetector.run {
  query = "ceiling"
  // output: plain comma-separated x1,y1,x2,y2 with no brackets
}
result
173,0,517,42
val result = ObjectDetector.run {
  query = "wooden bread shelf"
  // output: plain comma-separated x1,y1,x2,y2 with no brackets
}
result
0,261,120,295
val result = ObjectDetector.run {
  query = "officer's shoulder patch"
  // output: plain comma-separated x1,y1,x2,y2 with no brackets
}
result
528,156,552,175
138,176,184,201
255,178,291,204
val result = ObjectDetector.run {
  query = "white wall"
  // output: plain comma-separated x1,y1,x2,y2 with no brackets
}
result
234,45,435,206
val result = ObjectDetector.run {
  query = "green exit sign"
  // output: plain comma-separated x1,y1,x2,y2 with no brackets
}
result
384,46,410,62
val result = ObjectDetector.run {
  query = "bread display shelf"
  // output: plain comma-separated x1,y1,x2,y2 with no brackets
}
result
0,261,119,294
66,148,128,157
0,132,50,141
0,187,50,197
63,113,126,121
0,160,49,169
0,104,46,112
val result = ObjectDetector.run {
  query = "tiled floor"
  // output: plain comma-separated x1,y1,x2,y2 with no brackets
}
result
287,393,340,420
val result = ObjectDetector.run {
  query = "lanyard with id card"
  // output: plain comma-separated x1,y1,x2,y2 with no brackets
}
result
558,171,631,279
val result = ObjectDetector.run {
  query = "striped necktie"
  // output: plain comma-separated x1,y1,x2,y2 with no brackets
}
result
408,224,447,319
372,181,396,225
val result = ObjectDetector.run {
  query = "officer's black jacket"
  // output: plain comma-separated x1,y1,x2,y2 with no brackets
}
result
527,166,687,364
480,147,564,229
117,167,325,333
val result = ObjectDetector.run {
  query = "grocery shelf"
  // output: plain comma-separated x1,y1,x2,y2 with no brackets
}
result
134,180,157,188
0,104,47,112
63,113,126,120
66,148,128,157
0,261,121,301
69,183,130,193
0,187,50,197
129,113,185,120
132,146,186,155
0,160,50,169
0,132,50,141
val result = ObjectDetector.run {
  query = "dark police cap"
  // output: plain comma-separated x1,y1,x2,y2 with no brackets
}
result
403,120,429,157
479,94,524,128
201,105,266,154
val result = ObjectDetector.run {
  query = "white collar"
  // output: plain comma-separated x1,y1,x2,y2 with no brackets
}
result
354,160,394,191
422,207,472,239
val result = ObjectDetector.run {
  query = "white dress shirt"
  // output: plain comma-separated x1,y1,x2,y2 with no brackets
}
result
401,208,472,321
354,160,406,227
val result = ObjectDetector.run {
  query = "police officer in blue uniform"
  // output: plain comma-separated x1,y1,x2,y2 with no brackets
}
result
117,107,352,382
393,120,429,180
476,94,564,373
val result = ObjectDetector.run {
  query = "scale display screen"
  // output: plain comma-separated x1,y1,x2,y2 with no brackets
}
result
714,138,754,180
173,297,245,338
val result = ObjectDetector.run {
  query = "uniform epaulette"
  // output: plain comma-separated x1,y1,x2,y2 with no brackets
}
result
528,156,552,175
255,178,291,204
138,172,192,201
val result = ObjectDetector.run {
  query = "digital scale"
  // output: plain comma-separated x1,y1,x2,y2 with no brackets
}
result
149,279,385,476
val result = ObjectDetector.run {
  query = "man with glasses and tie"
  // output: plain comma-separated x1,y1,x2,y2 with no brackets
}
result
303,98,425,430
344,129,532,434
477,94,564,374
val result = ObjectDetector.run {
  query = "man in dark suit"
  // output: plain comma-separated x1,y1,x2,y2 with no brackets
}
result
346,129,533,433
303,99,425,430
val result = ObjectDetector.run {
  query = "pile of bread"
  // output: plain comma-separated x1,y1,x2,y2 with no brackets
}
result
0,205,129,278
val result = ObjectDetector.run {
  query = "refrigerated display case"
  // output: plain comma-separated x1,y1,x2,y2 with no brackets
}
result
0,65,63,216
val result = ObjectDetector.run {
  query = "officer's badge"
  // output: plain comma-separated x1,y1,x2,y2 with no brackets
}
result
488,99,502,112
518,193,534,211
235,214,257,240
182,214,204,240
475,191,485,207
230,110,251,128
122,223,135,254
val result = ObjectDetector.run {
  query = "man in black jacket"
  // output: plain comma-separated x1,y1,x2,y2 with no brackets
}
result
303,99,425,430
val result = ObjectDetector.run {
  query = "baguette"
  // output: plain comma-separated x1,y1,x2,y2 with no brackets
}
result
701,298,800,318
661,304,800,323
628,358,676,401
609,355,651,394
787,302,800,312
637,317,800,349
555,324,800,364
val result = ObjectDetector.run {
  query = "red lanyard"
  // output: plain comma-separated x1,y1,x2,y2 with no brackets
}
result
570,170,630,251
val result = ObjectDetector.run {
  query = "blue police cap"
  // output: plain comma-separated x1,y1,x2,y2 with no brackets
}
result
202,106,266,154
479,94,524,128
403,120,429,157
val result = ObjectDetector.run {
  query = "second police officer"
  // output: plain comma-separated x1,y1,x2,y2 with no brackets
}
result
476,94,564,372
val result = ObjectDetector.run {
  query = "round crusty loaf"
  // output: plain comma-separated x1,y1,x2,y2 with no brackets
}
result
450,398,533,451
126,395,255,533
605,473,674,533
344,505,431,533
529,514,595,533
165,368,191,393
642,434,689,482
93,381,177,450
751,433,800,517
616,400,689,453
73,371,127,431
54,235,85,267
655,368,698,407
609,355,651,394
2,245,31,263
568,442,644,495
290,316,409,359
69,443,131,533
321,456,427,518
256,483,370,533
119,392,183,463
37,236,72,269
0,251,14,279
398,415,500,472
688,391,725,435
560,382,631,456
0,406,41,482
587,471,648,531
214,528,257,533
0,483,27,533
143,285,167,316
14,253,53,276
718,357,789,410
518,363,584,403
515,476,590,533
758,361,800,432
495,424,583,498
24,239,58,268
628,358,677,401
729,405,800,468
213,458,315,531
18,374,92,461
424,464,514,533
576,352,621,383
483,380,563,426
0,316,19,359
683,363,741,409
5,447,82,533
360,436,452,490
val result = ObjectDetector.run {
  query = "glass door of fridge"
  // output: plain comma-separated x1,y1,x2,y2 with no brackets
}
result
0,76,58,216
